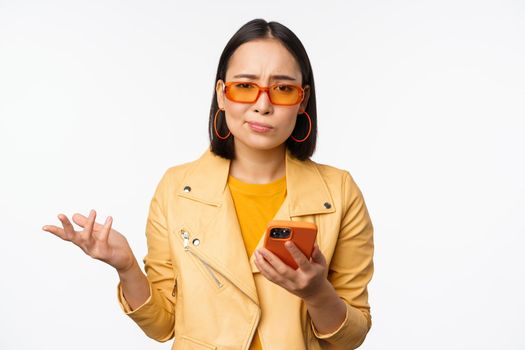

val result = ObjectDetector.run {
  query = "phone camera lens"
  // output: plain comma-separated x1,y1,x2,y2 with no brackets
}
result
270,227,291,239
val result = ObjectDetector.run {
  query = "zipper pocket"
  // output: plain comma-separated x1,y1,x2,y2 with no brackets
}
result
193,252,223,288
179,229,223,289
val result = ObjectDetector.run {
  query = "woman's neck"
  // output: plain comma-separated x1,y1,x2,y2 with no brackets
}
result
229,142,286,184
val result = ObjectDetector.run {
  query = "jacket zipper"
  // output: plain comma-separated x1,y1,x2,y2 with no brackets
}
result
180,230,223,288
180,229,260,349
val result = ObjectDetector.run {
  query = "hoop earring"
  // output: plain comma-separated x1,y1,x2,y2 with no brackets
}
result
291,109,312,143
214,108,231,140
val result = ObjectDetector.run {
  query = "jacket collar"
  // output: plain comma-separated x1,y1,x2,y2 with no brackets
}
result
180,146,335,217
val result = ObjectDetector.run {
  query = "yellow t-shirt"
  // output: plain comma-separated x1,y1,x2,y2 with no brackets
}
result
227,174,287,350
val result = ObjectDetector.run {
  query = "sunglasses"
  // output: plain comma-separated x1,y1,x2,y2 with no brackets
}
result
223,81,305,106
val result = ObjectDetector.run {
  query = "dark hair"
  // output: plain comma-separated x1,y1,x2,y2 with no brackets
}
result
208,18,317,161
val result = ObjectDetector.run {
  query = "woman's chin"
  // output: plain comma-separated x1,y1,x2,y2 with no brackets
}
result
235,135,286,152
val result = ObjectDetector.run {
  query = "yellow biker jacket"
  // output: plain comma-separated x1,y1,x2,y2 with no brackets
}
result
116,147,375,350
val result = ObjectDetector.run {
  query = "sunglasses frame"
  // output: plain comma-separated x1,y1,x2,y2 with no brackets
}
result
222,81,305,106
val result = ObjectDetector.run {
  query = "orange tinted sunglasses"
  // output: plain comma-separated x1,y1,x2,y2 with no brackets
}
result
223,81,305,106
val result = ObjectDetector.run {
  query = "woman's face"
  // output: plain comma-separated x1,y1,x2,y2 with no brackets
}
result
216,38,310,152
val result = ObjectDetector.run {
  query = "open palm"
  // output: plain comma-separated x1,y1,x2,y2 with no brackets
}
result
43,209,135,273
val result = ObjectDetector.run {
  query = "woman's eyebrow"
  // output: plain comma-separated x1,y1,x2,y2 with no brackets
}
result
233,73,297,81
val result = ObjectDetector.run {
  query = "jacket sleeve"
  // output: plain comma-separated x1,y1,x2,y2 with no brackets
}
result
310,171,375,349
116,169,177,342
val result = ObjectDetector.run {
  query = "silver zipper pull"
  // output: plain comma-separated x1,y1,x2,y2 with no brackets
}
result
181,230,190,251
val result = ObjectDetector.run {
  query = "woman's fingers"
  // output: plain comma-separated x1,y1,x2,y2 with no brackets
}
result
57,213,78,241
310,242,327,266
79,209,96,241
285,241,311,271
42,210,132,271
257,247,292,276
44,210,112,245
42,223,68,241
254,250,282,283
95,216,112,242
43,213,78,241
72,212,105,231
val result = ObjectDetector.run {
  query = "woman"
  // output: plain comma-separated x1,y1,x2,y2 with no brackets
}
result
42,18,375,350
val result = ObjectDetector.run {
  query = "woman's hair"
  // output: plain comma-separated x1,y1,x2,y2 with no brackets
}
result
208,18,317,161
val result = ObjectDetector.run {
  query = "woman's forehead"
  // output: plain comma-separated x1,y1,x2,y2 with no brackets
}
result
226,39,302,82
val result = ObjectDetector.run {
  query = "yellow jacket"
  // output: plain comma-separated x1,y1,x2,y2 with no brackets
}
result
116,147,375,350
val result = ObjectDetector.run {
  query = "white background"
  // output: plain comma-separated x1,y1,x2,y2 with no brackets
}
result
1,0,524,349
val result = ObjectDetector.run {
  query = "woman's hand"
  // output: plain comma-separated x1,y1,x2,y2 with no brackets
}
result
42,209,136,273
254,241,329,301
255,241,348,335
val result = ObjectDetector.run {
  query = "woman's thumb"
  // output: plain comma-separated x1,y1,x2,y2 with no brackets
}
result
311,243,326,266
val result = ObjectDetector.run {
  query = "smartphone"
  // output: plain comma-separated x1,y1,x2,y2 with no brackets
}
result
263,220,318,269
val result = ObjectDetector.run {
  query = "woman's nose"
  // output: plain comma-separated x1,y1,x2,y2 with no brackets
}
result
253,88,273,114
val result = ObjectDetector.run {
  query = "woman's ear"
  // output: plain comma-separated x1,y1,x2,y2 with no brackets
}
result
216,80,225,109
300,85,310,111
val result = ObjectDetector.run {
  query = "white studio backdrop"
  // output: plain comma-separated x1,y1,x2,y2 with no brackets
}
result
1,0,524,349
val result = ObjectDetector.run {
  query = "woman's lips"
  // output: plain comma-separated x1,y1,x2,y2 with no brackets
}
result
246,121,273,133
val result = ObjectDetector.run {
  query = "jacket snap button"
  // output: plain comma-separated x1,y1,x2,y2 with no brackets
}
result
183,185,191,192
323,202,332,209
192,238,200,246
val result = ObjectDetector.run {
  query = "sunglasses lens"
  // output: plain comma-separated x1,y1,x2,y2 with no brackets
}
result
225,82,302,105
269,84,302,105
226,83,259,102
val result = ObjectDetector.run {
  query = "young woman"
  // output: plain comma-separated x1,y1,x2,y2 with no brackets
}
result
42,18,375,350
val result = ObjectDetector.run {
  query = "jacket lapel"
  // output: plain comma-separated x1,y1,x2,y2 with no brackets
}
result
175,147,335,305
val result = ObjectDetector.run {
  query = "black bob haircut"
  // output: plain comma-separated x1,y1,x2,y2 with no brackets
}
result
208,18,317,161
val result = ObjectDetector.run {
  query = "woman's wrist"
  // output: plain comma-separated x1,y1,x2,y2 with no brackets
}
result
117,257,140,279
303,280,347,335
303,279,338,307
116,257,150,311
